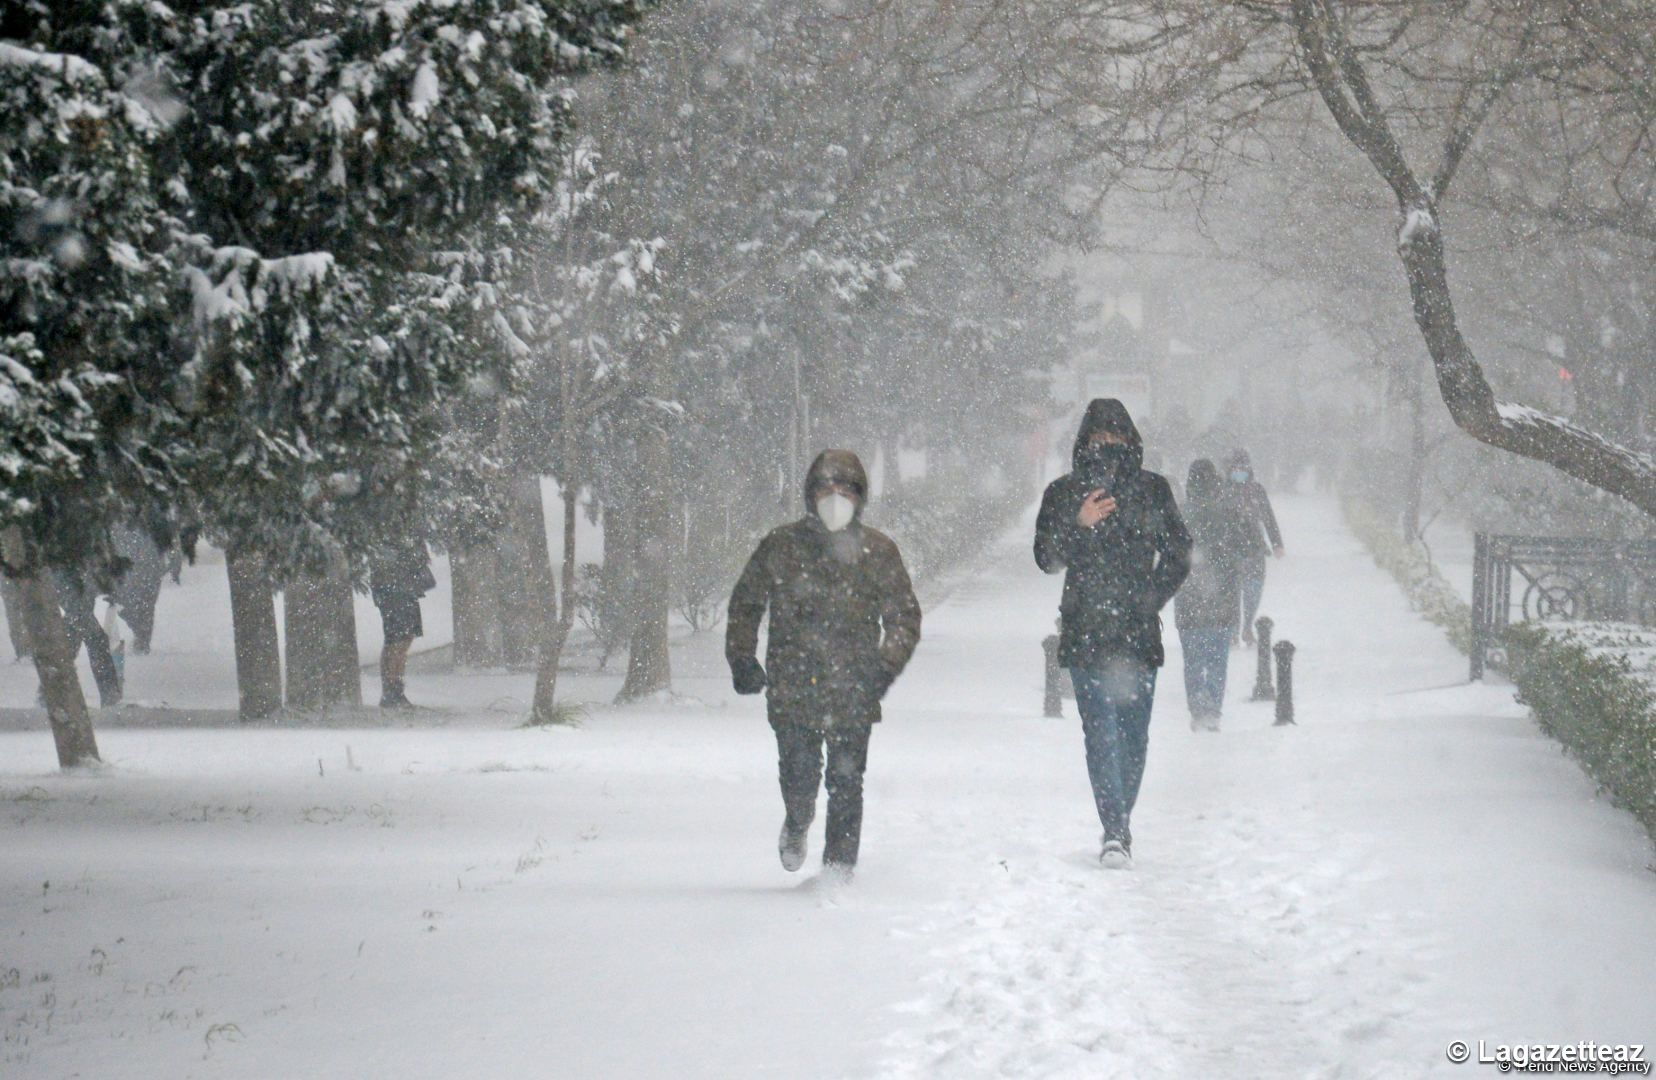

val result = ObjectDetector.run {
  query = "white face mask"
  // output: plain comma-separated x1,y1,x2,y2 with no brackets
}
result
816,493,856,532
1230,469,1249,483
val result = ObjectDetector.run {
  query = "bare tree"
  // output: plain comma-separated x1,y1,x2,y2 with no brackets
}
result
1282,0,1656,515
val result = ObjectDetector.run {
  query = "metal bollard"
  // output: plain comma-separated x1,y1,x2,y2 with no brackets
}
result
1273,640,1296,726
1250,616,1275,701
1042,635,1062,718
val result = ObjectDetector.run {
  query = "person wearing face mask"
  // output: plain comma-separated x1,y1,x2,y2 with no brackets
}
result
1220,448,1285,647
725,450,922,883
1035,399,1192,868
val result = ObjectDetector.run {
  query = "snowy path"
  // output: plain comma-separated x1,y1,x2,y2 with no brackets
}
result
3,496,1653,1078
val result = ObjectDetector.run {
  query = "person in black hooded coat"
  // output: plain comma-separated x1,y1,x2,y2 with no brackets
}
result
1035,399,1191,867
726,450,921,881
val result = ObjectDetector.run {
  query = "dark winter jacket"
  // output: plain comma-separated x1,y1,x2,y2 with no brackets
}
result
370,542,435,607
1174,462,1250,634
1221,450,1283,560
1034,399,1192,669
726,450,922,727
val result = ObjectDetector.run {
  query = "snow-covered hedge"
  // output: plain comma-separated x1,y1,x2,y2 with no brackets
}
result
1340,497,1473,655
1505,622,1656,845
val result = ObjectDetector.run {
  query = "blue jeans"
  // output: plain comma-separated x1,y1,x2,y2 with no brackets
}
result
1069,661,1159,846
1179,628,1230,718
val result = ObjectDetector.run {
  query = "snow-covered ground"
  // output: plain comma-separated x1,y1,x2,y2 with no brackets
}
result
3,496,1653,1078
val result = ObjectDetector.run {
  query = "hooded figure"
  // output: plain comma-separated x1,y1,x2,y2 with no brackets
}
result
1221,448,1284,645
1034,399,1191,867
1175,459,1251,729
1035,399,1192,668
726,449,922,879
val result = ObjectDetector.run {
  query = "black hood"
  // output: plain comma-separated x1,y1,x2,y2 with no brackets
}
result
1186,458,1221,504
804,449,869,510
1224,448,1253,476
1071,398,1144,473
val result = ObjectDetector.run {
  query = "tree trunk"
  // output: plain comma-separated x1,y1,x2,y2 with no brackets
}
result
284,549,361,711
596,503,633,669
1,573,33,660
1,529,99,768
501,473,553,670
450,544,505,668
530,485,582,723
1402,365,1427,543
618,420,675,703
227,549,282,720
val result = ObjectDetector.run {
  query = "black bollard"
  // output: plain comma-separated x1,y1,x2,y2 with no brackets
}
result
1250,616,1275,702
1042,635,1062,718
1273,640,1296,726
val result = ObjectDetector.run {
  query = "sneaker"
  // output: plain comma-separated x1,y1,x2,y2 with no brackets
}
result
778,822,807,873
1099,839,1132,869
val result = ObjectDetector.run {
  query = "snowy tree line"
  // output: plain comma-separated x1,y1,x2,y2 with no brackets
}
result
0,1,1109,763
7,0,1656,768
1,0,650,762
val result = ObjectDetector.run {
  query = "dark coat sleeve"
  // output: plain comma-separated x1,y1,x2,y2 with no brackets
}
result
725,535,772,669
1147,478,1193,612
876,542,922,676
1251,484,1283,548
1034,480,1084,574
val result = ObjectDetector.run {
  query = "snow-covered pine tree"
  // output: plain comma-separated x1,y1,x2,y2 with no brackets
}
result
0,33,180,765
1,0,653,731
161,0,651,714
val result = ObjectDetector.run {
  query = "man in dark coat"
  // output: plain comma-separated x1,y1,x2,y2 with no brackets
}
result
726,450,922,882
1035,399,1191,867
1221,448,1285,646
370,541,435,709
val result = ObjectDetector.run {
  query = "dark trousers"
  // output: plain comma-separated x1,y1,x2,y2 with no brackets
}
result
1239,556,1267,637
774,721,872,868
1070,661,1158,847
1179,627,1230,718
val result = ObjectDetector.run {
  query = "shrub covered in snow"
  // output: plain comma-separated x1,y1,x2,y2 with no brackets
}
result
1505,622,1656,846
1340,498,1473,655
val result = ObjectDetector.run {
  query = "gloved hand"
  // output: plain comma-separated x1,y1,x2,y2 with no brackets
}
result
731,656,767,695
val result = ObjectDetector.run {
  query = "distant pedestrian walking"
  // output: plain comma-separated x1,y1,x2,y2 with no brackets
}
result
726,450,921,884
1222,449,1284,646
1035,399,1191,868
1175,460,1249,731
370,541,435,709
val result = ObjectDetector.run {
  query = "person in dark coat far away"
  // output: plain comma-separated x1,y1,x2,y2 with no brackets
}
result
370,541,435,709
1222,448,1285,647
726,450,921,883
1175,459,1250,732
1035,399,1191,869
